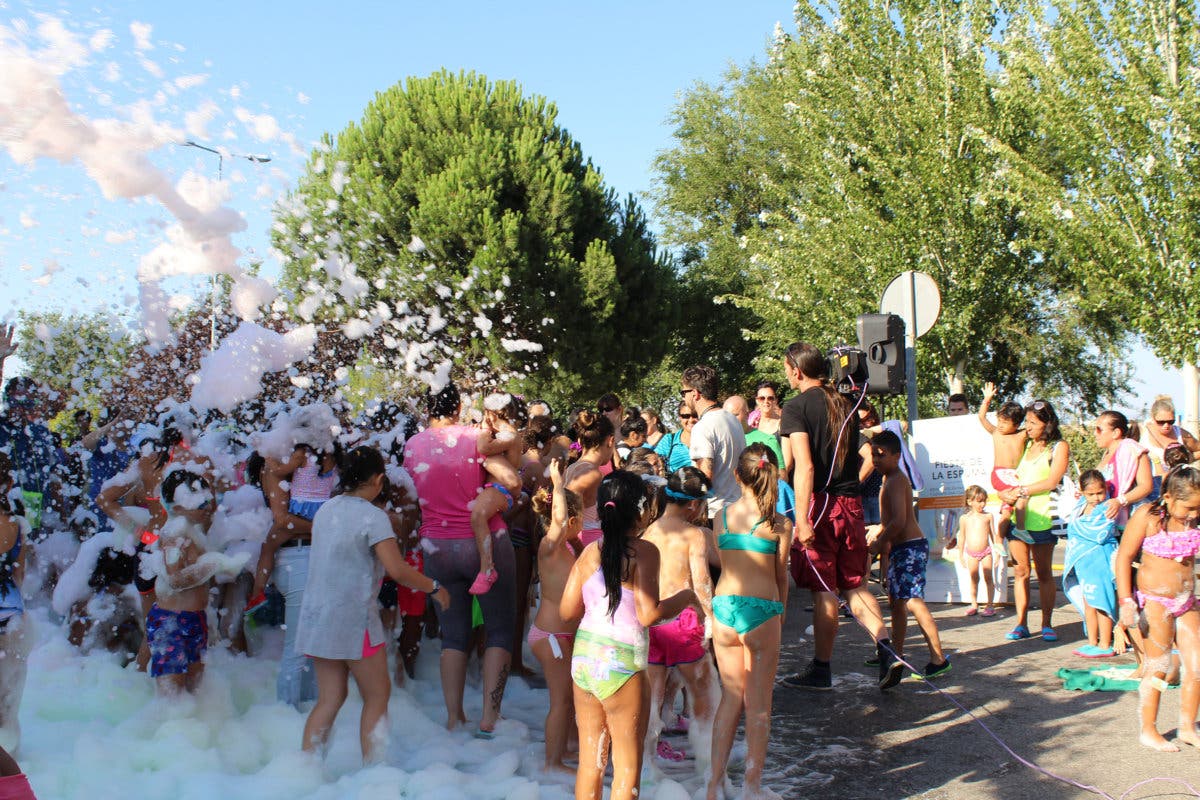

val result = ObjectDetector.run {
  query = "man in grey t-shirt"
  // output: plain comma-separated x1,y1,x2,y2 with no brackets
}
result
681,365,746,521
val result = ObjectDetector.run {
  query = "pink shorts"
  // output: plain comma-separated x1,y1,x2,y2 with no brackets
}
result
990,468,1020,493
648,607,706,666
362,630,385,659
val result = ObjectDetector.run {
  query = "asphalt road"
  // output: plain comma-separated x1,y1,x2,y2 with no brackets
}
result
762,584,1200,800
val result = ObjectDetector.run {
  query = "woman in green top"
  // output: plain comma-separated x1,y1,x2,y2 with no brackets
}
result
708,444,793,800
997,400,1071,643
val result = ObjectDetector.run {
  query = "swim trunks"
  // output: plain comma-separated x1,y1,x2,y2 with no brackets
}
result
648,606,706,666
887,538,929,601
147,605,208,677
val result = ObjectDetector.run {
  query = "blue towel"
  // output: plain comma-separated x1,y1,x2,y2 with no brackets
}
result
1062,498,1119,630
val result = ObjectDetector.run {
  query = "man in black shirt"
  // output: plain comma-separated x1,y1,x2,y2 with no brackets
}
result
777,342,902,691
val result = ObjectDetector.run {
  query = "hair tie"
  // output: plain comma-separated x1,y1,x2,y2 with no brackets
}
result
603,501,617,509
569,441,582,452
759,456,769,468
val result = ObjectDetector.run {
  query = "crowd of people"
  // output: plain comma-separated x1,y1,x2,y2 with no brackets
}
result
0,320,1199,798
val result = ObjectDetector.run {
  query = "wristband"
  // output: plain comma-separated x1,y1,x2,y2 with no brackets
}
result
1119,597,1135,605
426,579,441,595
1118,494,1128,507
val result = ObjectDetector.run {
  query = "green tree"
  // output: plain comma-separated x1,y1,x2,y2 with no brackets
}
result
274,70,676,406
1006,0,1200,370
15,311,133,416
655,1,1131,415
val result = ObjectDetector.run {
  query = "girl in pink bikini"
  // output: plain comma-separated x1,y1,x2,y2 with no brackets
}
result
527,458,583,775
1116,464,1200,751
564,411,616,548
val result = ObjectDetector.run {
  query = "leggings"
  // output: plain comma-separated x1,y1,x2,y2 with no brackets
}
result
424,534,516,652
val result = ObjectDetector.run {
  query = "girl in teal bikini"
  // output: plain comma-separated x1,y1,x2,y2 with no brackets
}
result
707,443,794,800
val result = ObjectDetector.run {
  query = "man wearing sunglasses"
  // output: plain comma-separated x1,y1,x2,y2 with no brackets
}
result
680,365,745,524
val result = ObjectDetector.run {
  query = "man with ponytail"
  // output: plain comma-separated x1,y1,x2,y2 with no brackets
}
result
778,342,897,691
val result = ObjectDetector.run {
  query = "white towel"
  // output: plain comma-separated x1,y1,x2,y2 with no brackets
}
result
883,420,924,492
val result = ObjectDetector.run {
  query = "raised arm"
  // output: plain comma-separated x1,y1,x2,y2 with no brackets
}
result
543,458,572,547
0,324,15,386
977,383,997,434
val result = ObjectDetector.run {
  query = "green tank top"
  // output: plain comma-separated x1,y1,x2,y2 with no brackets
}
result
1016,440,1062,532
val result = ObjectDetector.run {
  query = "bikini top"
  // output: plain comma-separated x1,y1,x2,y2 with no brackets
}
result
718,510,778,554
1142,525,1200,562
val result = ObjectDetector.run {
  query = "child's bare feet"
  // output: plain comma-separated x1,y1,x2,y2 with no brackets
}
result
1176,725,1200,749
1140,730,1180,752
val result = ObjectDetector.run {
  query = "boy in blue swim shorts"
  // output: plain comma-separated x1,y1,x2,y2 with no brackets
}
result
866,431,950,683
148,469,247,694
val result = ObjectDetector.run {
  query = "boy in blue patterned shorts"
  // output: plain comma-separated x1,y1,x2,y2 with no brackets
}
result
865,431,950,682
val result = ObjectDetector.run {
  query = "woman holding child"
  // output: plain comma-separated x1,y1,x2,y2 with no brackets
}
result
998,400,1070,643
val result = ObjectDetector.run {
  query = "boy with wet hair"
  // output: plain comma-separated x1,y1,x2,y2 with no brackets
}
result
867,431,950,684
149,469,246,694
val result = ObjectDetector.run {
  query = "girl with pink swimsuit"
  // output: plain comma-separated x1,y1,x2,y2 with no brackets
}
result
564,411,615,548
1116,464,1200,752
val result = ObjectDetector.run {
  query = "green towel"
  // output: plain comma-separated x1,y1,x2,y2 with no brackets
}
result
1057,664,1179,692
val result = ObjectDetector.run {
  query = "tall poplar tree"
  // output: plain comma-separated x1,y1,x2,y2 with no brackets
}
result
656,2,1130,411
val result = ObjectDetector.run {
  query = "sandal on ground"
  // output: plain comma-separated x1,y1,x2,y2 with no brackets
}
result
1005,625,1031,641
1041,627,1058,642
965,608,978,617
1073,644,1115,658
980,607,996,617
469,569,498,595
656,740,686,762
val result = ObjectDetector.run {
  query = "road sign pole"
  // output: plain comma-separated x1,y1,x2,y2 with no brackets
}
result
905,270,919,424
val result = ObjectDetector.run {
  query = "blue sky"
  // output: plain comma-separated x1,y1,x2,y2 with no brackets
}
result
0,0,1185,414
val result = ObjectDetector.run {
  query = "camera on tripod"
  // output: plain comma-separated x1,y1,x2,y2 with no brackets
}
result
826,314,907,396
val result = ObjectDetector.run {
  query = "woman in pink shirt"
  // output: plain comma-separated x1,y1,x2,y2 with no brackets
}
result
404,383,522,737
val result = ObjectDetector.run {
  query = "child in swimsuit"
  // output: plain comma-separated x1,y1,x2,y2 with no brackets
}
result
149,469,247,695
978,382,1029,526
560,470,698,800
954,485,999,617
1065,471,1120,657
1116,463,1200,751
708,444,793,800
468,393,528,595
867,431,950,682
527,458,583,775
642,465,716,769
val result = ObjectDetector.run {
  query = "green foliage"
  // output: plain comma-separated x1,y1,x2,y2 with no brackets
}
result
273,70,676,406
1006,0,1200,369
15,311,133,413
654,0,1133,415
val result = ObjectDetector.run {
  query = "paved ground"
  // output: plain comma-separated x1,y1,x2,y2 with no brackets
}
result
762,580,1200,800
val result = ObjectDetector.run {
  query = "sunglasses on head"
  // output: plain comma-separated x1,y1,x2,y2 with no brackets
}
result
1030,401,1047,411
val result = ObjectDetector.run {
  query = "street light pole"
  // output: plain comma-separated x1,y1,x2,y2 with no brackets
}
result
180,140,272,350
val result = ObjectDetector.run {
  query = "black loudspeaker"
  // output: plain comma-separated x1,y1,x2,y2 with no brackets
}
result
856,313,906,395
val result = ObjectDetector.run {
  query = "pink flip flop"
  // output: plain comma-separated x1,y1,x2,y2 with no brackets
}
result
965,608,978,617
980,608,996,617
469,569,498,595
656,740,686,762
